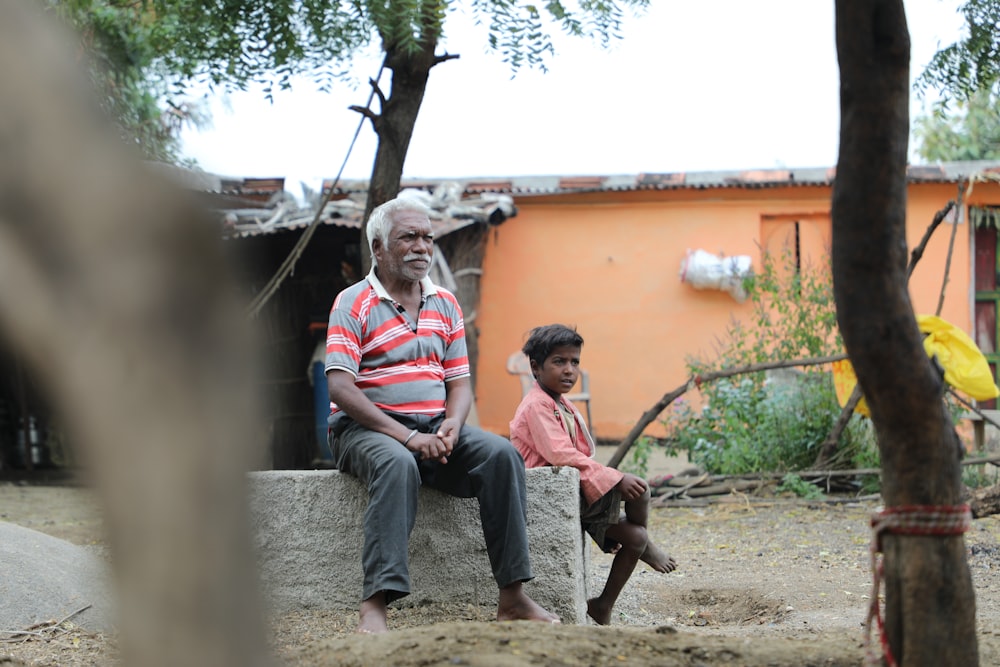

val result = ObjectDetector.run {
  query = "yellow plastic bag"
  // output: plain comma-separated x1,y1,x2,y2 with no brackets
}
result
832,359,871,417
832,314,999,416
917,314,999,401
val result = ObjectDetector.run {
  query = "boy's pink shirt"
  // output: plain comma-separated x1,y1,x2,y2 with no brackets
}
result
510,383,624,506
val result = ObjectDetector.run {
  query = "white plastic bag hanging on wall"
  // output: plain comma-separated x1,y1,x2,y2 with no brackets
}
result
679,249,753,302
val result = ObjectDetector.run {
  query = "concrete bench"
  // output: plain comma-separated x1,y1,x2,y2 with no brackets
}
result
247,466,589,624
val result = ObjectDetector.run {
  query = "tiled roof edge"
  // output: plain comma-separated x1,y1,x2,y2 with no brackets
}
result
318,161,1000,196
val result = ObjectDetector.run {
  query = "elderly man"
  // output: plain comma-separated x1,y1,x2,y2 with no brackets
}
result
325,195,559,634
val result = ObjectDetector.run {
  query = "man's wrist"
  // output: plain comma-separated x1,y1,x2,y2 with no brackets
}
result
402,429,418,446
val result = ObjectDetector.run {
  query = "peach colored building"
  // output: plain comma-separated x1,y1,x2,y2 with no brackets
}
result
470,164,1000,441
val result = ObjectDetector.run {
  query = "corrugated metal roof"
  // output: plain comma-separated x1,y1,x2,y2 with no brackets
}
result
326,162,1000,197
181,160,1000,239
218,183,517,240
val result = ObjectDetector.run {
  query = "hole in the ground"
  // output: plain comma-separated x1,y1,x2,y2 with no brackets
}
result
655,588,790,627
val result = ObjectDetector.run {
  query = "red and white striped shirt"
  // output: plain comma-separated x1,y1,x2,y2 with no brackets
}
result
325,269,469,419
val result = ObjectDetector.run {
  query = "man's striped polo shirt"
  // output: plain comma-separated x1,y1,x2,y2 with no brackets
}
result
325,268,470,422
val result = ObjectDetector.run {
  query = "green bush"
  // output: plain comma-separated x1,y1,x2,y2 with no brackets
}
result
842,417,882,493
777,473,825,500
661,250,880,477
666,372,873,475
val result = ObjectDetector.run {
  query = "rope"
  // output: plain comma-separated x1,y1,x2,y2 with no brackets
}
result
245,55,388,319
863,504,972,667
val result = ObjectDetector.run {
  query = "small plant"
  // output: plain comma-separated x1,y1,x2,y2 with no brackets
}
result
777,473,825,500
962,452,999,489
620,435,652,479
845,422,882,494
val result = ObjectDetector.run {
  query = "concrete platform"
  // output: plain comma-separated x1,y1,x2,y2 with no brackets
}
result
247,466,589,624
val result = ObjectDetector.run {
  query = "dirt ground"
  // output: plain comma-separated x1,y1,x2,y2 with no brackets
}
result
3,451,1000,666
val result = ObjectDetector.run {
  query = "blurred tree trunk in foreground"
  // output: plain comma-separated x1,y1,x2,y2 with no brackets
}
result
0,3,270,666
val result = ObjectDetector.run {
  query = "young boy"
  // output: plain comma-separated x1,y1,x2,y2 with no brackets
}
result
509,323,677,625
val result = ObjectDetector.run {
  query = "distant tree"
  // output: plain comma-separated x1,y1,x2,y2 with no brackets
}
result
917,0,1000,103
912,1,1000,164
914,89,1000,161
836,1,979,665
46,0,206,162
145,0,648,268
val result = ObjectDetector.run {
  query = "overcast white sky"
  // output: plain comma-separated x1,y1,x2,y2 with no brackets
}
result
180,1,968,195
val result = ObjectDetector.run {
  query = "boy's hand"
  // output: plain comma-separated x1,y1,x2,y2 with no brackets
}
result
617,473,648,501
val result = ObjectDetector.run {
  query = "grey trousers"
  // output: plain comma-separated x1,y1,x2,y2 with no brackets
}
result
331,413,534,604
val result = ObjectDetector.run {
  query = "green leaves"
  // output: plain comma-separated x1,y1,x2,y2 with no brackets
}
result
46,0,206,162
49,0,650,165
661,251,877,477
913,89,1000,162
776,473,825,500
148,0,374,93
469,0,646,72
917,0,1000,105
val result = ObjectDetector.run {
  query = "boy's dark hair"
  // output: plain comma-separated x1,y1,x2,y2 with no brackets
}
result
521,324,584,367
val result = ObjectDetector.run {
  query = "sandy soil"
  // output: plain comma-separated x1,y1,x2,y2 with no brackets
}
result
2,455,1000,666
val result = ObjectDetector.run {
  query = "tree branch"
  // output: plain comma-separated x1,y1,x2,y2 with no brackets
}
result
348,77,388,132
935,184,964,316
348,104,379,125
368,76,387,109
908,200,955,278
434,51,460,66
607,353,847,469
813,384,864,468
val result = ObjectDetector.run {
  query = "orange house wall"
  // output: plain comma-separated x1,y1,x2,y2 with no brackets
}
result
474,182,992,440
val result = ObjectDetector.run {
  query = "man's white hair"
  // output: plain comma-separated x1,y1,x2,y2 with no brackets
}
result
366,195,432,267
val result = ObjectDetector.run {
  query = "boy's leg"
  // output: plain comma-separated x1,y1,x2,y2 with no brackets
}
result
624,487,678,573
334,420,422,631
588,519,647,625
425,422,559,623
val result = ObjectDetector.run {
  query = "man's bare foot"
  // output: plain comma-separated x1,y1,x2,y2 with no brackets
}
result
587,597,613,625
641,541,678,573
357,594,389,634
497,583,561,623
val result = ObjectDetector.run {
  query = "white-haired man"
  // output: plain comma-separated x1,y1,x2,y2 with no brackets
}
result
325,195,559,633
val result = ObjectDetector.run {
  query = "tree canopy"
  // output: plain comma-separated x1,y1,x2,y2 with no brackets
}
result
47,0,206,162
917,0,1000,103
145,1,649,96
135,0,648,276
912,1,1000,164
913,89,1000,162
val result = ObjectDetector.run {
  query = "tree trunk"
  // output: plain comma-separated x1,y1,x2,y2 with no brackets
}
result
0,5,270,666
833,2,978,665
360,44,440,273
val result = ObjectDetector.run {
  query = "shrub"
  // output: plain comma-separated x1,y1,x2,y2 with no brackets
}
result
661,249,879,476
777,473,826,500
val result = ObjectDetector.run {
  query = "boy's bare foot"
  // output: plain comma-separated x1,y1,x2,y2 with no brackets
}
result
497,583,561,623
587,597,613,625
641,542,678,573
357,594,389,634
